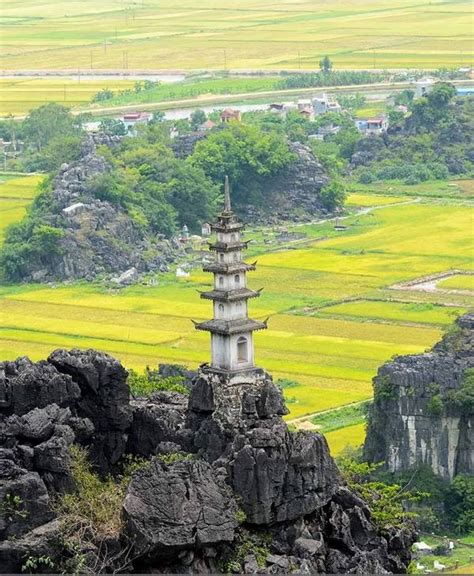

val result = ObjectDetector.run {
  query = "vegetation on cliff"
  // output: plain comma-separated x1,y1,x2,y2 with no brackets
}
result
355,85,474,184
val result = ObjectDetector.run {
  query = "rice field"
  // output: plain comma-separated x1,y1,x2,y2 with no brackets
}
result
0,78,136,117
437,274,474,292
1,0,472,72
1,182,472,426
0,174,44,243
325,423,366,456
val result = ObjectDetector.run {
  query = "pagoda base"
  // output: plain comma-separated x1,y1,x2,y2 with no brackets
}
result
188,364,288,430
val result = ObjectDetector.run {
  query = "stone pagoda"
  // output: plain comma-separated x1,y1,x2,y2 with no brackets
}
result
194,176,266,373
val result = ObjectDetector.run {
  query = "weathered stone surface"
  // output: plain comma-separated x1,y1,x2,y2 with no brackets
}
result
128,391,191,456
49,348,132,474
0,357,80,416
0,460,53,540
189,368,339,525
364,313,474,479
0,347,417,574
0,519,62,574
123,458,237,558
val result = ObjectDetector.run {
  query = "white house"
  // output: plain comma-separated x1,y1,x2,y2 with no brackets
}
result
356,117,388,135
414,77,435,98
312,93,342,115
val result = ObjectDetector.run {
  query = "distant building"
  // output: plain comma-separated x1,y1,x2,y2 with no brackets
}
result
312,93,341,115
220,108,241,123
297,99,312,110
201,222,212,237
122,111,152,131
268,103,286,115
309,123,341,140
356,117,388,135
62,203,88,217
298,107,314,120
200,119,216,131
83,121,102,134
414,77,435,98
456,87,474,96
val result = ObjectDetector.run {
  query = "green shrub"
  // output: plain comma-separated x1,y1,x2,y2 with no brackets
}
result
444,368,474,414
374,375,397,402
127,369,188,396
427,394,443,417
158,452,192,465
337,457,423,532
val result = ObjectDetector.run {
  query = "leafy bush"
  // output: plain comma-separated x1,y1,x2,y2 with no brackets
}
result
445,474,474,533
337,457,422,532
427,394,444,417
444,368,474,414
127,369,188,396
374,375,397,402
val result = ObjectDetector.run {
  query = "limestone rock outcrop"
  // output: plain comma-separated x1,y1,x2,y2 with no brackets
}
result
123,458,237,559
364,313,474,479
17,135,177,283
0,350,416,574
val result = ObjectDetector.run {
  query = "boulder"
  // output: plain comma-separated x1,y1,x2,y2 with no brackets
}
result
0,519,62,574
123,458,237,559
189,368,339,524
0,459,53,540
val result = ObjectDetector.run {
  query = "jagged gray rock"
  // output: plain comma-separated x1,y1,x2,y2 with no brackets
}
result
0,349,417,574
128,391,191,456
188,367,340,525
48,348,132,475
364,313,474,479
123,457,237,559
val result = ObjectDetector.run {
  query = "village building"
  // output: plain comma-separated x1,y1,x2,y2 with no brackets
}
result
312,93,341,115
309,123,341,141
122,111,152,131
297,98,312,110
200,119,216,131
220,108,241,123
269,103,285,114
298,106,314,120
414,77,435,98
356,116,389,135
194,177,266,372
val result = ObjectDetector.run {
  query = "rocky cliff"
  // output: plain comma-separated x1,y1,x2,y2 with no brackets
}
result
173,134,330,223
1,349,415,574
17,136,177,283
364,313,474,480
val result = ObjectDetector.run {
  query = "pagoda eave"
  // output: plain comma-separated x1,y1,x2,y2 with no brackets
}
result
195,318,267,336
200,288,260,302
208,241,249,252
202,262,256,274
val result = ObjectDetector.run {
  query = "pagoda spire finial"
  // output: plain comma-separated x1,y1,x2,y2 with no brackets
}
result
224,175,231,212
